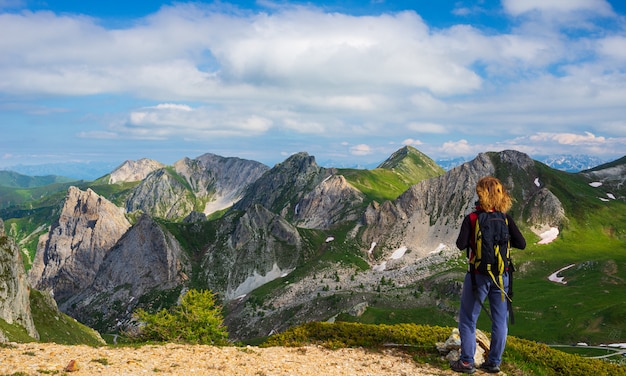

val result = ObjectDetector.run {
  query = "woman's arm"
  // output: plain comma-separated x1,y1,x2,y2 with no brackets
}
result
507,214,526,250
456,215,472,251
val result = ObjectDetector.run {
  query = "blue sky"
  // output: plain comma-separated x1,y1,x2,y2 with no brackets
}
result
1,0,625,171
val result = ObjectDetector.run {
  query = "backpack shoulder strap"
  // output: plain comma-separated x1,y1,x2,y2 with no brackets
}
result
468,211,479,257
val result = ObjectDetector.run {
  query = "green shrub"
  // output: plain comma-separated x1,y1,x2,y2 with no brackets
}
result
263,321,449,349
133,289,228,345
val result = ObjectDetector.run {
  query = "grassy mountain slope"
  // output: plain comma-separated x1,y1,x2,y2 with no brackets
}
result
339,146,445,202
0,171,80,210
0,290,104,345
0,171,76,188
0,181,84,210
29,289,105,345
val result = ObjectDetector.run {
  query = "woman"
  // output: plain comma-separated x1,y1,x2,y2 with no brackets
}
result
450,176,526,374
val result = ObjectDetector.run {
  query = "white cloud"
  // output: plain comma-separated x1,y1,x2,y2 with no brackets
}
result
504,132,624,157
77,131,118,139
409,92,448,112
153,103,193,111
529,131,606,145
0,5,486,98
1,2,625,166
597,36,626,61
441,139,476,156
350,144,373,156
502,0,614,17
406,122,447,134
402,138,423,146
436,130,626,159
110,103,274,140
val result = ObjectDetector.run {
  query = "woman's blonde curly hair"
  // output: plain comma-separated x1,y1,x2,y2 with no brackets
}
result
476,176,512,213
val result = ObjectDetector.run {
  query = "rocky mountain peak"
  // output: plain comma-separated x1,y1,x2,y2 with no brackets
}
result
108,158,165,184
234,152,333,216
28,186,131,303
276,152,319,171
377,145,445,184
378,145,432,169
496,149,535,170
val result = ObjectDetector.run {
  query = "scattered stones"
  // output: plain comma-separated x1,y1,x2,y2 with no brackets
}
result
437,328,490,366
64,359,79,372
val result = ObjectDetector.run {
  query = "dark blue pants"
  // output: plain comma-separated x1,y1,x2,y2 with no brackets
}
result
458,272,509,365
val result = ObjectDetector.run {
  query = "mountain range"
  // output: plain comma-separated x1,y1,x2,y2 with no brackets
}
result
0,147,624,348
1,153,613,181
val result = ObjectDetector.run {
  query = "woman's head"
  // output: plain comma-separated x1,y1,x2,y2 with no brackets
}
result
476,176,512,213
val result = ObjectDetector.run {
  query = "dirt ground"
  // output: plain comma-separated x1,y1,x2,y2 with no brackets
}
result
0,342,461,375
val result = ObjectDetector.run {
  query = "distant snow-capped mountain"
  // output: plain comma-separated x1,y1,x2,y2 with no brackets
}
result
535,154,609,172
435,157,470,171
435,154,610,173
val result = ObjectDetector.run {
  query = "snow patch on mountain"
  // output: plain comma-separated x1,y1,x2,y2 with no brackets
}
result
430,243,447,254
537,227,559,244
227,263,294,300
204,194,237,215
548,264,575,284
390,247,407,260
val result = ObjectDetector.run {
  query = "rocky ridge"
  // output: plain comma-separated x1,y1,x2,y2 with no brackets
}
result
126,154,268,220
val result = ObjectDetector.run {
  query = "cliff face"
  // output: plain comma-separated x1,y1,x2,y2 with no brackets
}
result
62,214,189,332
200,204,306,300
294,174,365,229
28,187,131,304
0,219,38,339
125,167,196,220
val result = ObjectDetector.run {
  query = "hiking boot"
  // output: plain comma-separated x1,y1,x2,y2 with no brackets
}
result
479,360,501,373
450,359,476,374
